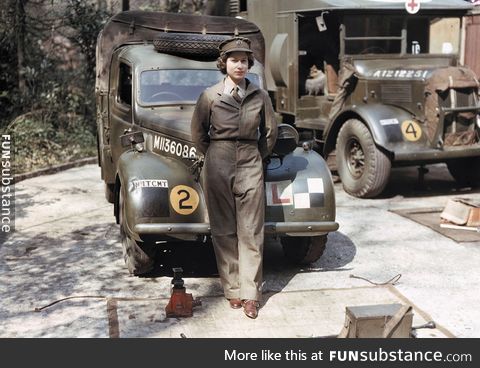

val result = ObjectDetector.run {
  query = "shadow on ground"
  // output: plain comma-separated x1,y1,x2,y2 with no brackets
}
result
261,231,356,308
1,210,356,336
378,164,480,199
145,230,356,282
145,241,218,278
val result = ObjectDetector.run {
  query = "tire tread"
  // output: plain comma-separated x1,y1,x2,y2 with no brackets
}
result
153,33,230,60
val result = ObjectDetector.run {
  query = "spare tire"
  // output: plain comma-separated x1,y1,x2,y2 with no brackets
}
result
153,33,230,60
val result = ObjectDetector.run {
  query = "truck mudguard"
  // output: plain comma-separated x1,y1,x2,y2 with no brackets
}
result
117,149,207,242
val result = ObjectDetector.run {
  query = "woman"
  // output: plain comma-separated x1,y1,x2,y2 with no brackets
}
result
191,37,277,319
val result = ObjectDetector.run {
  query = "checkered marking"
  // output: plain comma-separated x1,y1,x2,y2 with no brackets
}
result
266,178,324,208
293,178,324,208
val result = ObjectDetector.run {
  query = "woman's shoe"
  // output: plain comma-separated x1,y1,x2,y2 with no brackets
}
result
242,300,259,319
228,298,242,309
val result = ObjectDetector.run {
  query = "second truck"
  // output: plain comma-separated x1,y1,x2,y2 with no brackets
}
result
236,0,480,198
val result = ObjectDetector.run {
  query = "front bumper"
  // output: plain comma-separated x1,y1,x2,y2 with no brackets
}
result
134,221,339,236
394,144,480,163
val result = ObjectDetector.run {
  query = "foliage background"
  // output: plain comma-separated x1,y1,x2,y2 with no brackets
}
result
0,0,225,174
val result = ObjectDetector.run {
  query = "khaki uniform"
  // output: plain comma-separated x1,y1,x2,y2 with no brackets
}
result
191,79,277,301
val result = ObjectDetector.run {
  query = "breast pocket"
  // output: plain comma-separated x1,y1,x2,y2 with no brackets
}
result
243,98,264,133
211,99,240,131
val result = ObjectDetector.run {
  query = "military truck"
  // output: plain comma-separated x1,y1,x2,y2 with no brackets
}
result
238,0,480,198
95,11,338,275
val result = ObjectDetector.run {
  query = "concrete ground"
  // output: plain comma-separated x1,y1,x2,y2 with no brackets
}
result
0,163,479,338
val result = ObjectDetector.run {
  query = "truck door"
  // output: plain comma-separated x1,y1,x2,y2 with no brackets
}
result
109,59,134,165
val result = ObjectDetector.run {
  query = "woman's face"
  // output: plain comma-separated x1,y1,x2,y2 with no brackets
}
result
226,51,249,84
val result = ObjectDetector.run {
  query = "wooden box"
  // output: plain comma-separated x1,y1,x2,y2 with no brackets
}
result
339,303,413,338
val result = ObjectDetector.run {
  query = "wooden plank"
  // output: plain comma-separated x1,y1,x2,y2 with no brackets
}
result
390,207,480,243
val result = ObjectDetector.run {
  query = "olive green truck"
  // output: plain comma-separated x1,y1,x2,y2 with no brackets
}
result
239,0,480,197
96,11,339,274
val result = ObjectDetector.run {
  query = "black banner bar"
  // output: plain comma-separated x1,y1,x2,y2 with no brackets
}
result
0,338,477,368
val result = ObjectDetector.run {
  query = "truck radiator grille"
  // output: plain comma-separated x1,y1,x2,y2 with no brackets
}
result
381,84,412,103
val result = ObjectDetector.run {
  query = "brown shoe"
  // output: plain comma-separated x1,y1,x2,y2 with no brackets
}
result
228,298,242,309
242,300,259,319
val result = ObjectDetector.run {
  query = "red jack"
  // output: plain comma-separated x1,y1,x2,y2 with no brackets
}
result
165,267,201,318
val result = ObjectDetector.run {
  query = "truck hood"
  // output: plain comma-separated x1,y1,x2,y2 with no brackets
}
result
136,105,195,142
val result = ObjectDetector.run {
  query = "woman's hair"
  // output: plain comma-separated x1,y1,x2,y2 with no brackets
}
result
216,52,255,74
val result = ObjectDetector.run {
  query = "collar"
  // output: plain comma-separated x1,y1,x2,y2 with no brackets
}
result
224,77,247,95
209,78,259,107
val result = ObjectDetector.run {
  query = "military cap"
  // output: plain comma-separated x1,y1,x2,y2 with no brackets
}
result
218,37,253,55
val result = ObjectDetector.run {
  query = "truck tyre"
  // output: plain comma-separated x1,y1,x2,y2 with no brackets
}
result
105,183,115,204
446,157,480,187
153,33,230,60
336,119,391,198
119,189,155,276
281,235,327,264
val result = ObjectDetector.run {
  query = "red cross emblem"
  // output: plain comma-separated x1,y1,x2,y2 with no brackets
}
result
405,0,420,14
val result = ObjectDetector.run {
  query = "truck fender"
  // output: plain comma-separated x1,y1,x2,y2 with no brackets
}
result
324,104,418,157
116,150,207,241
265,147,336,231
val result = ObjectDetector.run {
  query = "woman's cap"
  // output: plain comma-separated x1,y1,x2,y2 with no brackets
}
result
219,37,253,55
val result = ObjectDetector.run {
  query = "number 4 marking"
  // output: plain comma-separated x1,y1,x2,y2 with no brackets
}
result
405,122,417,138
401,120,422,142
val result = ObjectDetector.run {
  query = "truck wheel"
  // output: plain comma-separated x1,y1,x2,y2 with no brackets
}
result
105,183,115,204
336,119,391,198
153,33,229,60
281,235,327,264
119,189,155,276
446,157,480,187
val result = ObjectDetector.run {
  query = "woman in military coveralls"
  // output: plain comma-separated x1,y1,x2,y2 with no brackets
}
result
191,37,277,319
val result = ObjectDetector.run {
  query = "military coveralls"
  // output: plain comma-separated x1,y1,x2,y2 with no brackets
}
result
191,78,277,301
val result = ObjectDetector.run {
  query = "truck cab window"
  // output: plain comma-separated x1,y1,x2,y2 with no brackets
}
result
406,18,429,54
118,63,132,106
343,14,403,55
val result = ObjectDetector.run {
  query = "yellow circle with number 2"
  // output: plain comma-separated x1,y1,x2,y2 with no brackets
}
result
170,185,199,215
401,120,422,142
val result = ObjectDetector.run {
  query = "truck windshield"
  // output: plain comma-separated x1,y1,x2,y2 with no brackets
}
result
343,15,460,56
139,69,260,105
